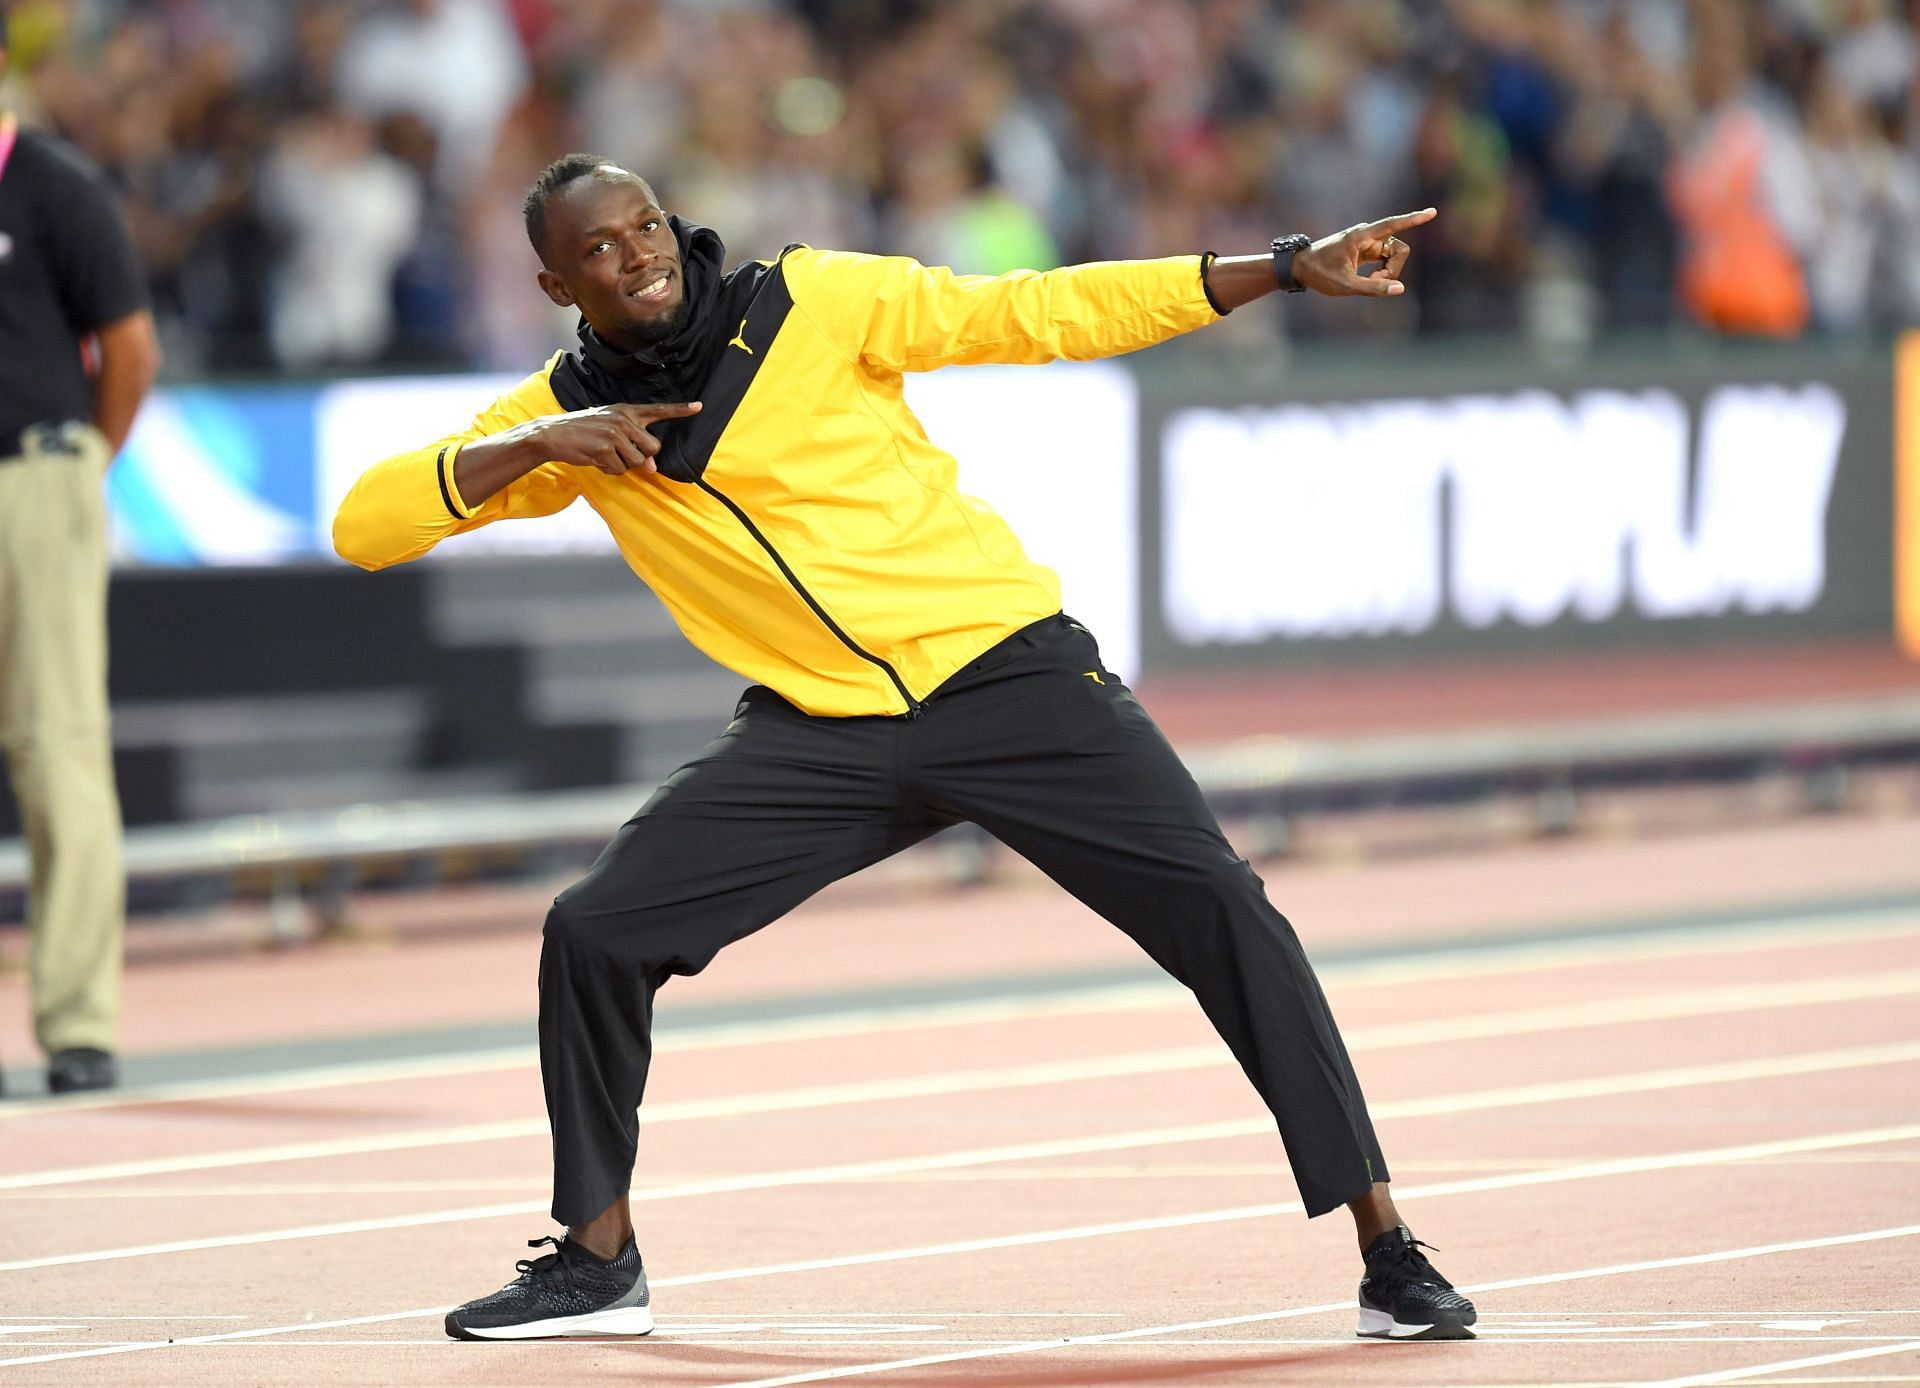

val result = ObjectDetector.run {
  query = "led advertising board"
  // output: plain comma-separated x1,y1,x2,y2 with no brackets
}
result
1143,352,1896,667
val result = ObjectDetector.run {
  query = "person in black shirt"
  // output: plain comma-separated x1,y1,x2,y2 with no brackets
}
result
0,11,160,1096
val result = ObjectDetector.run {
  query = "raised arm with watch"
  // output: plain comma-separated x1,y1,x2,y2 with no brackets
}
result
1200,207,1438,313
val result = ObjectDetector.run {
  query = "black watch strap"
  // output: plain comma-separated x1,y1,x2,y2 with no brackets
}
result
1271,233,1312,293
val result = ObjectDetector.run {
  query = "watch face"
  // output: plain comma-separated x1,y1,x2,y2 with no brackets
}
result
1271,235,1311,291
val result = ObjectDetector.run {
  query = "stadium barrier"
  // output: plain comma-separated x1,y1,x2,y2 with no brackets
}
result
3,690,1916,938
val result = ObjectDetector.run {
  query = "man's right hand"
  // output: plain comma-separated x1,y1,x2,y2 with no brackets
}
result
536,401,704,477
450,400,703,510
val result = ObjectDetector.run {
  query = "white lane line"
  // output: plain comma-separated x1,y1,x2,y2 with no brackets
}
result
6,905,1915,1122
0,1118,1257,1276
658,1314,1133,1320
0,1045,547,1123
1724,1379,1920,1385
8,1336,1917,1350
1559,1381,1920,1388
0,982,1173,1123
5,1182,552,1199
12,964,1919,1194
1346,969,1920,1051
652,1135,1920,1294
713,1226,1920,1388
0,1308,457,1371
5,1043,1917,1274
1374,1041,1920,1124
0,1048,1230,1193
1464,1230,1920,1296
1,1139,1914,1372
1639,1340,1920,1386
0,1119,549,1194
1320,910,1920,991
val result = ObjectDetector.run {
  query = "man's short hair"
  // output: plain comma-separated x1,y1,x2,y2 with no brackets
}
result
523,154,654,265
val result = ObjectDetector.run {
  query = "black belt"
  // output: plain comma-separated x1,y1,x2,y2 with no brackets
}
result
0,420,90,460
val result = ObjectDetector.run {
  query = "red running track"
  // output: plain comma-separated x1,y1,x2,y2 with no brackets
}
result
1,818,1919,1386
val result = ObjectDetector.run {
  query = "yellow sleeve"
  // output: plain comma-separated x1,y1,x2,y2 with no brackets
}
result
332,356,583,571
781,247,1222,374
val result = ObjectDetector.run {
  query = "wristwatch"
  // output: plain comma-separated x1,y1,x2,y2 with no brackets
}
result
1270,234,1312,293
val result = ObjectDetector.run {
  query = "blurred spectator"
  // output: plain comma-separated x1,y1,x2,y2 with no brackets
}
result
1560,6,1682,331
1802,60,1920,330
460,66,579,369
882,142,1059,273
334,0,527,196
1668,0,1819,337
258,107,421,367
4,0,1918,371
1406,68,1526,336
1825,0,1916,111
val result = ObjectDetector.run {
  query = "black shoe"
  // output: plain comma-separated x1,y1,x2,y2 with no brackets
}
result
47,1048,117,1094
1357,1227,1476,1340
445,1235,651,1341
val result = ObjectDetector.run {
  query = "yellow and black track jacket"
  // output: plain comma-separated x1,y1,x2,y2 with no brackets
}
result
333,221,1221,716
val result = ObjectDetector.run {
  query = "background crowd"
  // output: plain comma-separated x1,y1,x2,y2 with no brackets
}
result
3,0,1917,374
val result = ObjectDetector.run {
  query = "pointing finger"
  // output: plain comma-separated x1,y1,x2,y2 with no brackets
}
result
1366,207,1439,238
624,400,703,423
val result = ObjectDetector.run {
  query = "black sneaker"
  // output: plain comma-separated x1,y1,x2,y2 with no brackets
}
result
1356,1227,1476,1340
445,1235,652,1340
48,1048,117,1094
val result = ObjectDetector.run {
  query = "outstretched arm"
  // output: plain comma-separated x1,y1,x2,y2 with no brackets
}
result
785,208,1439,373
1203,208,1438,312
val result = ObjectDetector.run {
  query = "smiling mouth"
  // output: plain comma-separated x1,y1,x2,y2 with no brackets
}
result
627,273,673,305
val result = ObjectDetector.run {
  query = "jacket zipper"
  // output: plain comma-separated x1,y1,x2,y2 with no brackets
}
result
693,477,925,717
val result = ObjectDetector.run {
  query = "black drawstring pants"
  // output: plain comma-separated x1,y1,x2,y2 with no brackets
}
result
539,615,1387,1227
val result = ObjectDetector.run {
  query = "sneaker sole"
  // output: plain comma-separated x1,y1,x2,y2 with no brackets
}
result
1356,1306,1476,1341
446,1304,655,1341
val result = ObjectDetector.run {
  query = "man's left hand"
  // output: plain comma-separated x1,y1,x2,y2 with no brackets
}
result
1290,208,1438,298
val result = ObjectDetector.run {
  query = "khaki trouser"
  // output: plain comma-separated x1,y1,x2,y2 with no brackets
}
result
0,424,123,1057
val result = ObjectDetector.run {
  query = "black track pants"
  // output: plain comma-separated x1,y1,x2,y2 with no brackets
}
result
539,615,1387,1226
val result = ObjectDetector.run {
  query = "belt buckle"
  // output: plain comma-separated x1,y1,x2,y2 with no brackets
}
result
22,421,87,458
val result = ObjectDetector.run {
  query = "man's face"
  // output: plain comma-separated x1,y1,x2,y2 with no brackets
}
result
537,170,686,350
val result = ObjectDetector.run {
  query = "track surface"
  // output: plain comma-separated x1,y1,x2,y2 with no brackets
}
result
2,817,1919,1386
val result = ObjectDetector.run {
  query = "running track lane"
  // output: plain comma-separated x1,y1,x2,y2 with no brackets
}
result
0,906,1916,1384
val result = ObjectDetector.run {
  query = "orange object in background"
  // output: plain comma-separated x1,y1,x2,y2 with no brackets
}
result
1899,332,1920,659
1670,105,1810,338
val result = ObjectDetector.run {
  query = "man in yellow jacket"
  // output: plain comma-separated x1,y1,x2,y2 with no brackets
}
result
334,154,1472,1344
